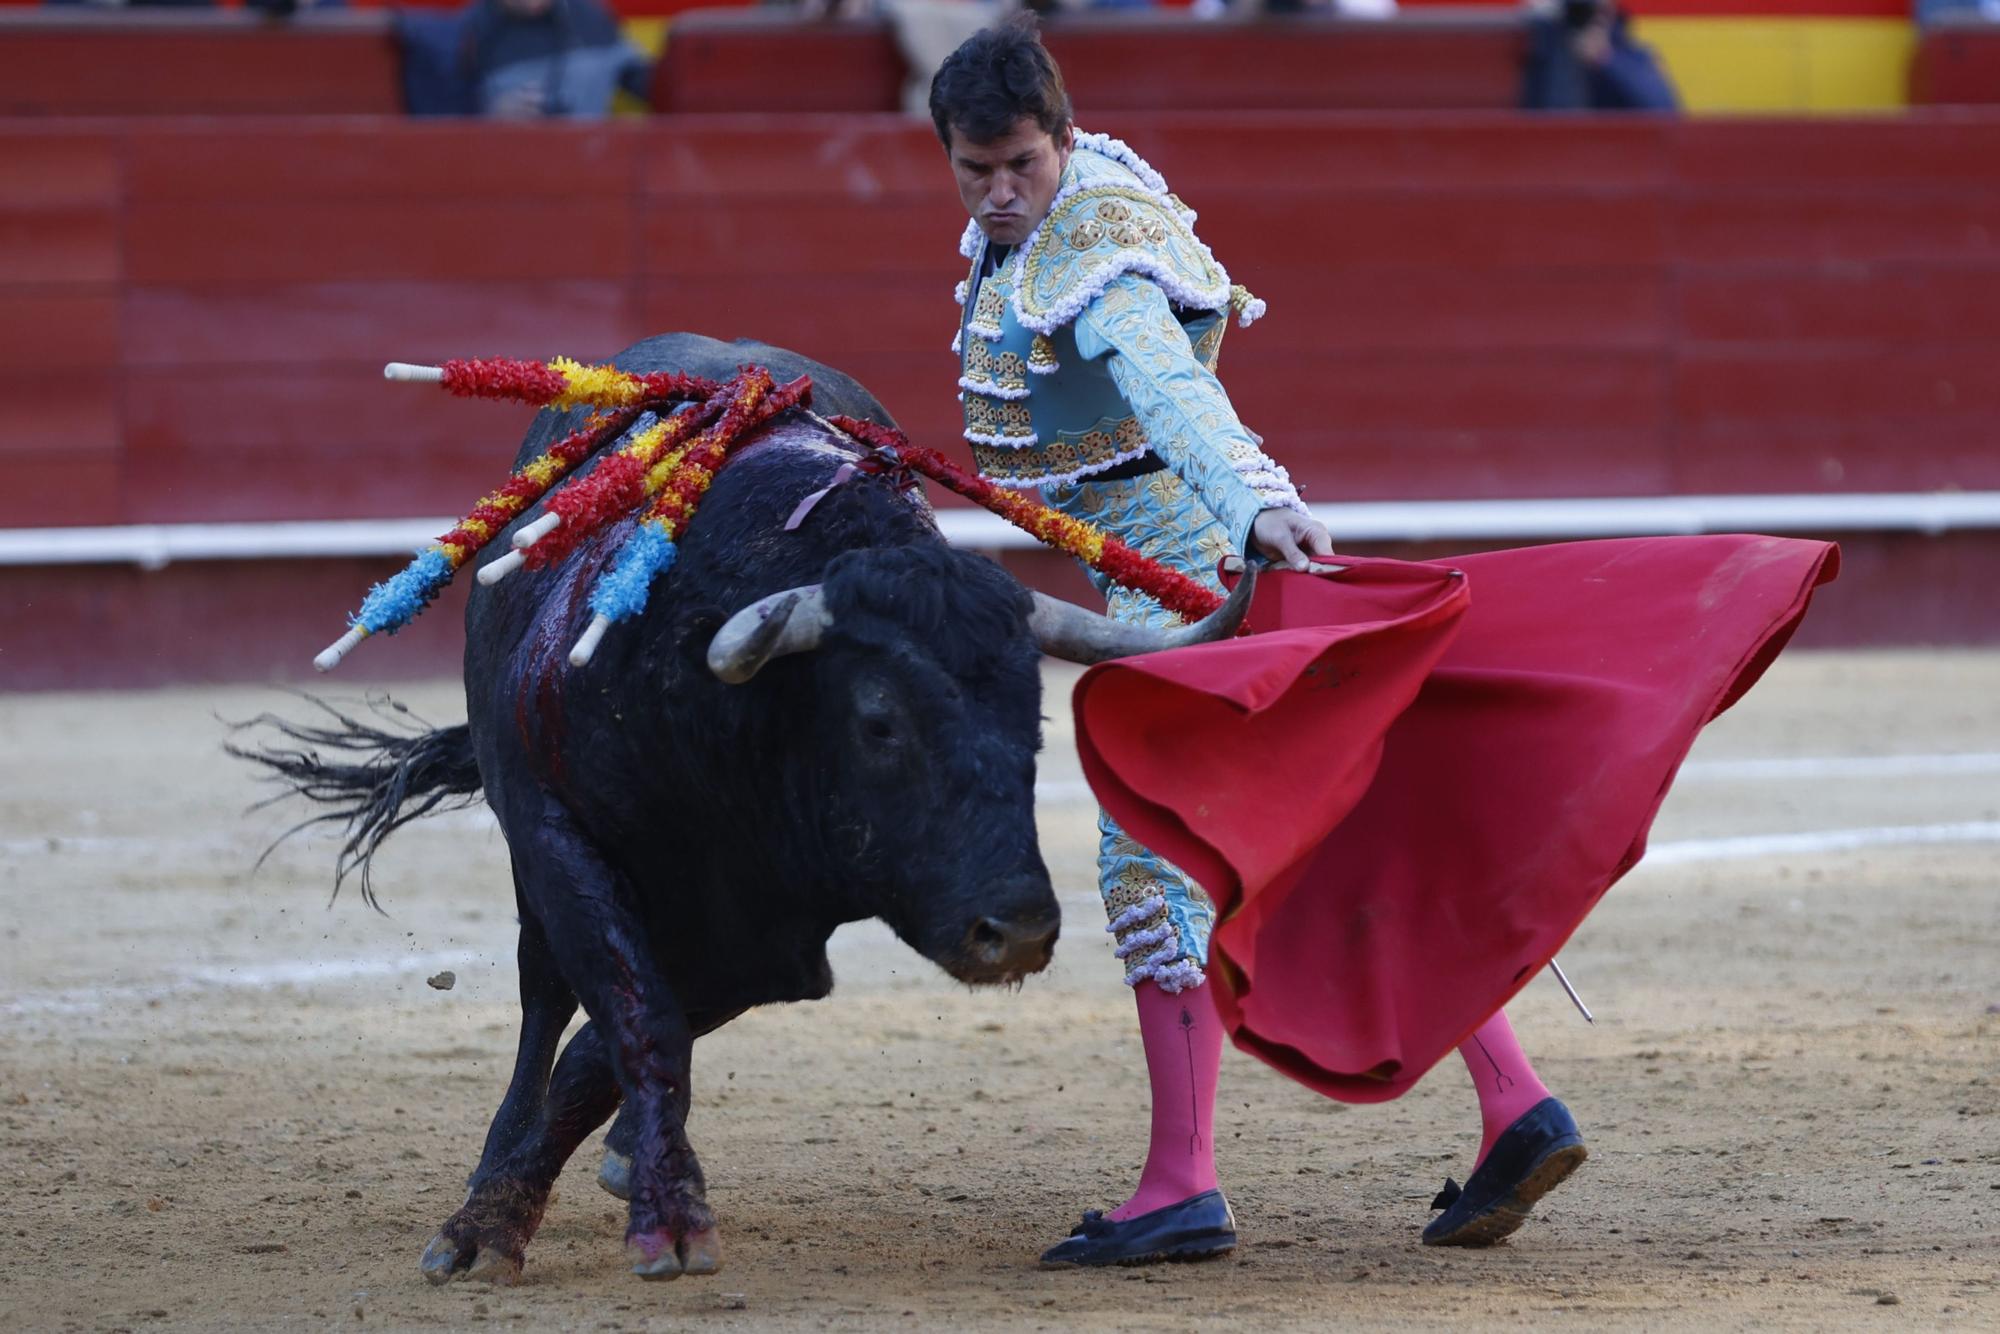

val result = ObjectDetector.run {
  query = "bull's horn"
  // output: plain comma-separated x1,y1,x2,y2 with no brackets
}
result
707,585,832,684
1029,564,1258,665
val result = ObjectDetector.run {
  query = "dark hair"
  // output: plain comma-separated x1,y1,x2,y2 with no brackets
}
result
927,13,1072,149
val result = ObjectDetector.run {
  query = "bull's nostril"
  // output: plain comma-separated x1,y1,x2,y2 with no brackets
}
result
970,918,1008,959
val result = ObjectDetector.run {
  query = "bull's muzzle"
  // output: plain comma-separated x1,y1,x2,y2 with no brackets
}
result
950,896,1060,985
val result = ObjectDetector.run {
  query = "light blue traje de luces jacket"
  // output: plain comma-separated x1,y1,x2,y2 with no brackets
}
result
952,133,1308,559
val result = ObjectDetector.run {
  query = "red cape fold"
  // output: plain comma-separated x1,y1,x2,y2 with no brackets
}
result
1073,535,1840,1103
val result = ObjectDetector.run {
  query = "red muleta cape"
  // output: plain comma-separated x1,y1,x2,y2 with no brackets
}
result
1073,534,1839,1103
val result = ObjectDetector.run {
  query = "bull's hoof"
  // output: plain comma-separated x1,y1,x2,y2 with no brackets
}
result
421,1229,526,1287
466,1247,526,1286
419,1232,466,1285
680,1227,723,1276
597,1149,633,1201
420,1184,544,1288
626,1226,722,1280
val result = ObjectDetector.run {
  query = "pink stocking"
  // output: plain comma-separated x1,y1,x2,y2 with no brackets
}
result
1457,1009,1551,1169
1107,979,1222,1221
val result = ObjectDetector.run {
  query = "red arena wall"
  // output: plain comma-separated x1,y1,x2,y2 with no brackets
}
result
3,112,1999,685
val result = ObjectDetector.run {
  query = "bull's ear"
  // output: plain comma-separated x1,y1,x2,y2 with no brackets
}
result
707,585,832,683
1029,565,1257,665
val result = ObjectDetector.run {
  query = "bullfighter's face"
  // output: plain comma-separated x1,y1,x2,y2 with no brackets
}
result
947,118,1074,249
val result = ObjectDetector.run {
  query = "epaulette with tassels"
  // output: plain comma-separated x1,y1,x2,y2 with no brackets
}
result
315,354,1225,674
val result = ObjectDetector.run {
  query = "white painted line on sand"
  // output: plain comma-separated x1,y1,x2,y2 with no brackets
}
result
6,823,1996,1016
0,832,248,859
1032,754,2000,807
6,755,1994,858
1034,779,1095,804
1642,821,2000,868
1678,753,2000,781
0,950,483,1018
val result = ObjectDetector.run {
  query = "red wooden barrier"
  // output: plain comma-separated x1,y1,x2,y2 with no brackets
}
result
1912,20,2000,106
21,6,1985,127
652,12,906,114
1043,11,1522,112
3,111,1999,682
0,9,1530,119
653,9,1526,116
2,526,1983,692
6,111,2000,526
0,11,401,117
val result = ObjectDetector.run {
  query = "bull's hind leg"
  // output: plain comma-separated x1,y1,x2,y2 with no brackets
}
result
508,797,721,1281
422,919,607,1284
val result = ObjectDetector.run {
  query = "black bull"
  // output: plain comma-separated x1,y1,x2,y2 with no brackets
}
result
239,334,1253,1284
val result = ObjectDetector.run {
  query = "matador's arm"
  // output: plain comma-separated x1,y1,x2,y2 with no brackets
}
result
1073,273,1311,556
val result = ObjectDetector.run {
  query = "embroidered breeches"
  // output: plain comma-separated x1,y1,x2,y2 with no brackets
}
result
1045,467,1233,993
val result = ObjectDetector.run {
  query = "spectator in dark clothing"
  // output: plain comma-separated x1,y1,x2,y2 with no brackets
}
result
1916,0,2000,20
1522,0,1678,112
458,0,651,119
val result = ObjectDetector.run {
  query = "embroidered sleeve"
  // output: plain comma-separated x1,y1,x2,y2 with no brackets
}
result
1073,275,1310,554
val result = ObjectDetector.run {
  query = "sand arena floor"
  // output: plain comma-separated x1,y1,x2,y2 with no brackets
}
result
2,651,1997,1332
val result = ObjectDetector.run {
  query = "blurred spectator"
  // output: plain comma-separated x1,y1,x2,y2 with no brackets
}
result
1916,0,2000,19
458,0,651,119
245,0,347,16
399,7,482,116
884,0,1000,114
1522,0,1677,111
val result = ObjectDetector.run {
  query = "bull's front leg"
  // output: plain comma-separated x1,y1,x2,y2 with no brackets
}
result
612,1010,716,1280
512,797,721,1281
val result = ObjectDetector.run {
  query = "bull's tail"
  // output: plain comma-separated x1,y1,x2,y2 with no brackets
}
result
227,695,484,909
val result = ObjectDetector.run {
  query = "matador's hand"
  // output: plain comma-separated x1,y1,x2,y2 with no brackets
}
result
1249,507,1335,573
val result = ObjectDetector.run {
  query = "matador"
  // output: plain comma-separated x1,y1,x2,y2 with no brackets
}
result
932,16,1586,1267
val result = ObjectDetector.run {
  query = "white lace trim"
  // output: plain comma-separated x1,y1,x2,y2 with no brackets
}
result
964,428,1040,449
984,442,1152,490
1105,895,1168,934
950,328,962,355
1112,923,1175,960
1027,357,1059,376
1073,131,1184,218
1131,957,1206,993
953,280,968,306
1012,251,1233,337
1236,454,1309,513
957,375,1031,402
944,135,1256,344
1004,131,1246,335
1004,165,1233,335
1122,942,1206,992
1129,938,1180,972
954,134,1262,342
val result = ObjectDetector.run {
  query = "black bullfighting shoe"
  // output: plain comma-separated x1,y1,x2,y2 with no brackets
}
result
1038,1189,1238,1268
1423,1097,1588,1248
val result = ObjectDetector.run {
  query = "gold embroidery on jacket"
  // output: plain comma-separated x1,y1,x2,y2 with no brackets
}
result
962,340,1029,397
